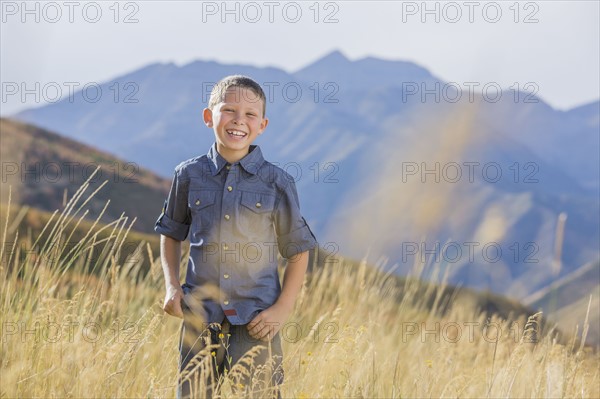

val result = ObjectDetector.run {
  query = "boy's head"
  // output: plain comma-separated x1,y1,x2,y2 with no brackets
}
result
203,75,269,162
208,75,267,117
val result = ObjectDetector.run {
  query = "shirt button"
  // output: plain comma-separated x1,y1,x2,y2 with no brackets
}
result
223,274,230,279
255,202,261,208
226,165,231,170
227,186,233,192
195,199,200,205
224,300,230,305
224,214,230,220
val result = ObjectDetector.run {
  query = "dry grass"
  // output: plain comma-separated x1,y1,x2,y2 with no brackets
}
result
1,170,599,399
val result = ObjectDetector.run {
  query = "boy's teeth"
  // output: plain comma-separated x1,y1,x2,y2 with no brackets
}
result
227,130,246,137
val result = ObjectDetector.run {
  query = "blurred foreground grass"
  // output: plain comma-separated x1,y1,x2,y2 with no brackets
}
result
1,171,599,398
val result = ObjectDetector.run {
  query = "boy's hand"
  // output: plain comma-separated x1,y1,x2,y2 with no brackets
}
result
163,284,184,319
247,302,292,342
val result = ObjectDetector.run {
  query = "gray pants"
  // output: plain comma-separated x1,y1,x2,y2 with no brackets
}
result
177,305,284,399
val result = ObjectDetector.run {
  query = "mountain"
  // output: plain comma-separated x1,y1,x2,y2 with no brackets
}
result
295,50,438,92
479,97,600,192
11,51,600,302
0,118,170,234
323,99,599,297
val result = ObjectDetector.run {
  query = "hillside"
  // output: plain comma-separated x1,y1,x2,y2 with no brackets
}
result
2,166,597,397
525,261,600,345
0,202,161,274
0,118,170,234
2,202,598,397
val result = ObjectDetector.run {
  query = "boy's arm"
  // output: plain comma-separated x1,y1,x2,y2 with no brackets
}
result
247,250,309,341
160,234,184,319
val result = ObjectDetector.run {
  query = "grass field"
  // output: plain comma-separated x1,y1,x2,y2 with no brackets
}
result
1,172,599,398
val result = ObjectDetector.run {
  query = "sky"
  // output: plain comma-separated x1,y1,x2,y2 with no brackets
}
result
1,0,599,115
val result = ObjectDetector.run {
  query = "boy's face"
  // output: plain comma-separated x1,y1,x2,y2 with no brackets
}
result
203,86,268,162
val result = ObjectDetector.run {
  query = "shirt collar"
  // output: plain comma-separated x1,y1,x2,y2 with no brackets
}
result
207,143,265,176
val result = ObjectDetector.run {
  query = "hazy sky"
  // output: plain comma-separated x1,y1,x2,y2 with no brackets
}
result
1,0,599,115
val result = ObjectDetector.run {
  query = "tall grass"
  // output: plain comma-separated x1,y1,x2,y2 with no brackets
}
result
1,170,598,398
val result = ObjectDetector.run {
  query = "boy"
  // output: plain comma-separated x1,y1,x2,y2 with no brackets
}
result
154,75,318,398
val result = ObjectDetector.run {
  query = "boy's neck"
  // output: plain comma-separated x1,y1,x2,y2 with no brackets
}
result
216,145,250,164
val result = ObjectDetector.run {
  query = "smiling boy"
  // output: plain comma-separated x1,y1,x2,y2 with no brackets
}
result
155,75,317,398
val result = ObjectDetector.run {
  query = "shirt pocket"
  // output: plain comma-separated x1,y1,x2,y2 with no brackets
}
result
236,191,276,239
188,190,217,236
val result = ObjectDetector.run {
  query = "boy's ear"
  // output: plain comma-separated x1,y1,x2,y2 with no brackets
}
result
203,108,213,128
259,117,269,134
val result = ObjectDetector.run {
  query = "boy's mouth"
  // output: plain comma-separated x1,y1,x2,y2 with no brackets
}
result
226,129,247,139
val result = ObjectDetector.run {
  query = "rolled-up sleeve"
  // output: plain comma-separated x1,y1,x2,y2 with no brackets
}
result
154,167,191,241
274,179,318,258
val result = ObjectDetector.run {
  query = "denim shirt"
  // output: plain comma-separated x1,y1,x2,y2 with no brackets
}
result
154,143,318,325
